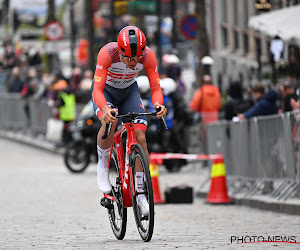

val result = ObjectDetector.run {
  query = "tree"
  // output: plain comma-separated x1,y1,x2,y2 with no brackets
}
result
46,0,55,73
84,0,95,71
195,0,210,83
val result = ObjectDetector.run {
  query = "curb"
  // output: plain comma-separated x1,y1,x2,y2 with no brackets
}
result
0,130,64,155
196,191,300,215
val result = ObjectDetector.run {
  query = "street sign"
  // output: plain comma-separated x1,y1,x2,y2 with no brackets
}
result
44,21,65,41
179,15,196,40
128,1,156,15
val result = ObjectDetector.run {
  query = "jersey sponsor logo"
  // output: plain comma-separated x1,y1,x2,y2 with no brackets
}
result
122,32,127,46
110,67,123,73
96,64,103,70
157,78,160,85
109,78,134,85
94,76,101,82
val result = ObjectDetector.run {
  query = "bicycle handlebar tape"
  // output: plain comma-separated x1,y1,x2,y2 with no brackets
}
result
149,156,164,204
155,106,168,130
101,111,116,139
206,155,231,204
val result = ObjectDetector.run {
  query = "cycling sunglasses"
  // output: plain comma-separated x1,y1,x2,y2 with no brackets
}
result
121,54,143,62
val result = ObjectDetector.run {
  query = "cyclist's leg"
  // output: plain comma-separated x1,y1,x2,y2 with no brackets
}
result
134,128,149,165
92,82,118,194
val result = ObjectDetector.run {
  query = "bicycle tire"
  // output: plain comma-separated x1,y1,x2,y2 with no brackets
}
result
108,147,127,240
130,144,154,242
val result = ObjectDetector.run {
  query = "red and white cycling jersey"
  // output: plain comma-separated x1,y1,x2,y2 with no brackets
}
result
92,42,163,111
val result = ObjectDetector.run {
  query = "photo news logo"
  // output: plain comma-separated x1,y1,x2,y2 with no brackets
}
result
231,235,300,244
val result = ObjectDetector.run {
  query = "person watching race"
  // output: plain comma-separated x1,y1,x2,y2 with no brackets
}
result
91,26,167,215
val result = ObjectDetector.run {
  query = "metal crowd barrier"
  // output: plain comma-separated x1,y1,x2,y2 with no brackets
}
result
0,93,55,133
0,93,87,135
206,112,300,201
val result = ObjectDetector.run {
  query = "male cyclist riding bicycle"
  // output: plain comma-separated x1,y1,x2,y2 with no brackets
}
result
92,26,167,216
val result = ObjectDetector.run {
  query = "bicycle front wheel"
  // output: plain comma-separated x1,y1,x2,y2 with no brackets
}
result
108,147,127,240
130,144,154,242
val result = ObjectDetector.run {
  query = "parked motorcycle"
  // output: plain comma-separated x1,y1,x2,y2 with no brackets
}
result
64,101,101,173
138,76,190,172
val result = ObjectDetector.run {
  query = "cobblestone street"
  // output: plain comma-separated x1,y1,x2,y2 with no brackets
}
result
1,138,299,249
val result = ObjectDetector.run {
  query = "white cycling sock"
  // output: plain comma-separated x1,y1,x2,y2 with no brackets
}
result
136,172,145,193
97,146,110,172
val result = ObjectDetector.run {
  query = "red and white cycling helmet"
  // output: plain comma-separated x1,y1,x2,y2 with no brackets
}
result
117,26,146,57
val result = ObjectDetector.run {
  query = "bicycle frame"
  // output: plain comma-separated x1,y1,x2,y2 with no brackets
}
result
105,122,136,207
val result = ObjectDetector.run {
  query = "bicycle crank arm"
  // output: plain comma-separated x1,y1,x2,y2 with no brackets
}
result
100,196,114,209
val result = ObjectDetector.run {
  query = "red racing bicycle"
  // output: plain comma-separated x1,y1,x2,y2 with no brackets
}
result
100,109,167,242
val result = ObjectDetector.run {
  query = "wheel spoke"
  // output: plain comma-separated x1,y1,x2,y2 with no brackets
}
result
106,147,127,240
130,144,154,242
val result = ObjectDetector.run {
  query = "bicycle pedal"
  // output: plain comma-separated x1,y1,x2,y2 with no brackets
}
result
100,197,114,209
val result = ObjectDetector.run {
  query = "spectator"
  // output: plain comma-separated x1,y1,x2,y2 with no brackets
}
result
20,67,39,98
0,52,6,70
5,44,17,69
237,83,278,120
70,67,82,93
80,69,93,90
53,79,76,146
165,54,186,96
19,68,39,128
189,74,222,124
41,73,54,104
291,98,300,110
223,81,253,120
7,66,24,93
189,74,222,167
279,81,298,113
13,8,20,32
77,69,93,104
27,47,42,66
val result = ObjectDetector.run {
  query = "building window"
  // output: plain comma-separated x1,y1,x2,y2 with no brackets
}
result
234,31,239,50
222,27,228,48
243,34,249,54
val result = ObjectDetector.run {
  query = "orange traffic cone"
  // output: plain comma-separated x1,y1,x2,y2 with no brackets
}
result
206,156,231,204
149,158,164,204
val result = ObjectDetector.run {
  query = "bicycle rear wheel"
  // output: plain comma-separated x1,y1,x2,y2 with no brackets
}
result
130,144,154,242
108,147,127,240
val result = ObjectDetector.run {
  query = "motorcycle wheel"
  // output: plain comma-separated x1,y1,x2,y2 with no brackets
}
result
64,141,90,173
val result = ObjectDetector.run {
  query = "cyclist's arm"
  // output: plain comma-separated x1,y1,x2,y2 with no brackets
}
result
92,48,112,111
143,49,163,105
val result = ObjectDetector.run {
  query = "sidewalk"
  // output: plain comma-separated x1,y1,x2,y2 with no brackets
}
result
196,177,300,215
1,128,300,215
0,129,65,155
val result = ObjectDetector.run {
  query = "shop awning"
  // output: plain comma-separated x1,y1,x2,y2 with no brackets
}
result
248,5,300,45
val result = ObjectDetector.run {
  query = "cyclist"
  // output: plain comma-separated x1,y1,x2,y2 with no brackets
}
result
92,26,167,215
